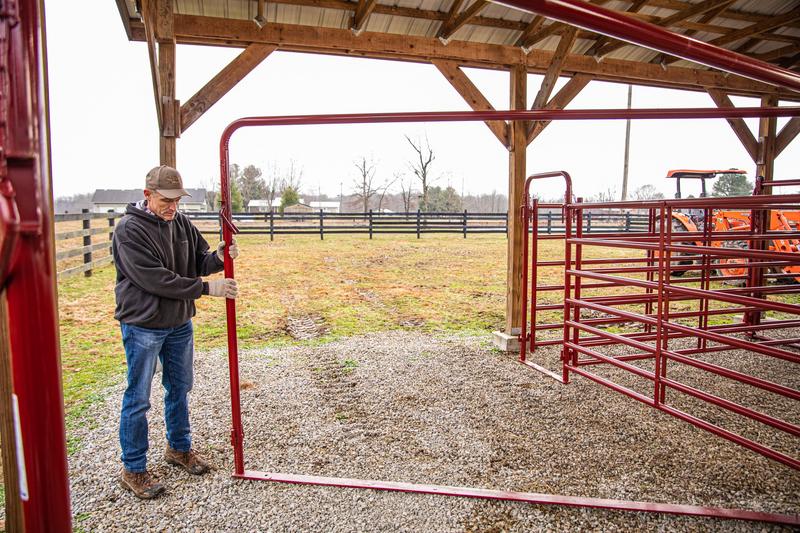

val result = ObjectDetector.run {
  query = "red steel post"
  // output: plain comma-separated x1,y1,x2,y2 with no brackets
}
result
2,0,73,530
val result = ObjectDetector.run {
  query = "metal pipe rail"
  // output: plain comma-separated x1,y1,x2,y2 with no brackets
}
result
221,110,800,525
558,198,800,471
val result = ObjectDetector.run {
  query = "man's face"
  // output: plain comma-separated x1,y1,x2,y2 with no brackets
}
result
144,190,181,221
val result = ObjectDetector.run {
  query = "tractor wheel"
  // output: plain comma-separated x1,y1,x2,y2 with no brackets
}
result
716,240,748,285
670,218,695,277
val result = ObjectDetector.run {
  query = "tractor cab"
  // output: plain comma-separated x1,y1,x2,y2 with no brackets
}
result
666,168,748,199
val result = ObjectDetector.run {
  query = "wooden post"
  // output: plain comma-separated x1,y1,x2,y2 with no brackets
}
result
463,209,468,238
0,294,23,531
155,0,178,167
757,94,778,192
368,209,373,240
319,209,324,240
416,209,421,239
82,208,92,277
586,212,592,233
506,64,527,334
108,209,116,252
547,211,552,234
269,210,274,241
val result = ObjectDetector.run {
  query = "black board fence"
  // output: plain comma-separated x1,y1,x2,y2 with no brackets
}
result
184,209,651,240
52,209,651,278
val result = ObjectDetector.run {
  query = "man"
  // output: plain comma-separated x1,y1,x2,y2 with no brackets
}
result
112,165,239,499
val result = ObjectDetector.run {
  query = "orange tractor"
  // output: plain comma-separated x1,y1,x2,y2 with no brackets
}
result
666,169,800,282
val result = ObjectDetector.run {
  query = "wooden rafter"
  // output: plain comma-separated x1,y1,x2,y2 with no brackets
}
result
351,0,378,35
438,0,489,42
527,74,592,145
753,45,800,64
155,16,797,99
779,52,800,71
594,0,736,59
656,1,734,65
585,0,650,57
709,10,800,48
141,0,162,129
532,27,578,110
706,88,758,162
432,60,509,147
515,15,545,49
776,117,800,157
520,22,566,50
181,44,277,133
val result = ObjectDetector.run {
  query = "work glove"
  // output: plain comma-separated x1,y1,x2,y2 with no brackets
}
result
207,278,238,299
216,239,240,262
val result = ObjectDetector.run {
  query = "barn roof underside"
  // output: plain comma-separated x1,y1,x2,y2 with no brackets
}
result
115,0,800,99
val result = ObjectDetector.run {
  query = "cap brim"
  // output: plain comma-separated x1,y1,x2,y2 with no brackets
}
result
157,188,191,199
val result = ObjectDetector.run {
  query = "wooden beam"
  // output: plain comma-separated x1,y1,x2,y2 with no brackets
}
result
594,0,736,58
155,0,177,167
585,0,650,57
776,117,800,157
432,60,509,148
709,11,800,48
706,88,758,162
141,0,162,130
515,15,545,49
181,44,277,133
527,74,592,145
531,27,577,109
438,0,489,42
519,21,564,49
753,45,800,64
164,15,797,100
506,63,527,334
351,0,378,35
757,94,778,186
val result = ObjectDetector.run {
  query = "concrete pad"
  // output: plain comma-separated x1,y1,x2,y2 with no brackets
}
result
492,329,520,352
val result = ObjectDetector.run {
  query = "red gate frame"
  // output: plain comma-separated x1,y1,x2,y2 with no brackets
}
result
219,107,800,526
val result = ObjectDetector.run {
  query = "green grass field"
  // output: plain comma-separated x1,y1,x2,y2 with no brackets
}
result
57,234,520,417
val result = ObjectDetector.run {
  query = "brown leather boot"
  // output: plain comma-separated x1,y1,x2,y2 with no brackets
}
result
165,446,212,475
119,469,166,499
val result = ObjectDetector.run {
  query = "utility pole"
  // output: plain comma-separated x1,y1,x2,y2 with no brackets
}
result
621,84,633,201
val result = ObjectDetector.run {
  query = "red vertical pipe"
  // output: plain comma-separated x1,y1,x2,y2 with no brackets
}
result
529,199,539,353
219,142,245,476
519,192,529,362
495,0,800,92
3,0,72,530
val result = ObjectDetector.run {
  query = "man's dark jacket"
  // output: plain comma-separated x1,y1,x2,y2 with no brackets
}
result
112,202,224,328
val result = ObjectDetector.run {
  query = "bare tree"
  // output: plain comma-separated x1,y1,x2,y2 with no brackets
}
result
264,162,282,211
631,184,665,200
398,174,415,214
351,156,378,212
405,135,435,211
376,173,401,212
281,159,304,194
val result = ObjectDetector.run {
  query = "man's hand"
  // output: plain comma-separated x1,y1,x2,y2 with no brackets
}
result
216,239,240,262
207,278,238,299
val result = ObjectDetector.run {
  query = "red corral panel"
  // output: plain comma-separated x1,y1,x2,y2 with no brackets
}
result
1,0,73,530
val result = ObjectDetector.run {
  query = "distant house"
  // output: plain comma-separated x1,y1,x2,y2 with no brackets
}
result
92,189,208,213
248,196,318,213
283,203,314,214
247,199,273,213
309,201,340,213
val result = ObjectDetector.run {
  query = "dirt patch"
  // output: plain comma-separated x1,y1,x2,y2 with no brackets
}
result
284,315,328,340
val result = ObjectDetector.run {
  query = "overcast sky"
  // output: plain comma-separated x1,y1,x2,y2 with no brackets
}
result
44,0,800,202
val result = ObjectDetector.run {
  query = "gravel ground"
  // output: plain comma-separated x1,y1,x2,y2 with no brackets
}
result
66,331,799,532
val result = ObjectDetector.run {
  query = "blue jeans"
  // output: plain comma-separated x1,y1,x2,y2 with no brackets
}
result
119,321,194,472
